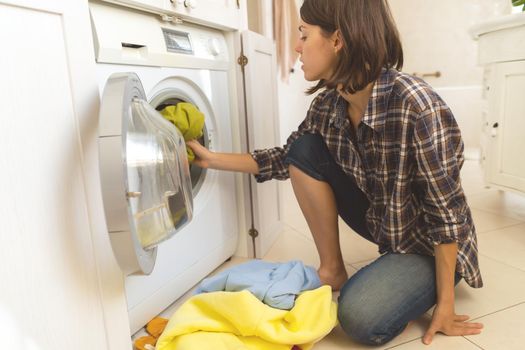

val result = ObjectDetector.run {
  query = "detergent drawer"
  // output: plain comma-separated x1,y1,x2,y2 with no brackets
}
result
98,72,193,275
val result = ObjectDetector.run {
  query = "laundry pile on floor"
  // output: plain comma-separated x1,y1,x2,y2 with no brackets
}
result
159,102,205,163
134,317,168,350
134,260,338,350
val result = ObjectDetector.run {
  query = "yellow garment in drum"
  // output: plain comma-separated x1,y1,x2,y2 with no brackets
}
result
155,286,338,350
160,103,205,162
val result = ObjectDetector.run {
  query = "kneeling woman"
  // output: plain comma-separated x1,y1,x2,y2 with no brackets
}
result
187,0,483,346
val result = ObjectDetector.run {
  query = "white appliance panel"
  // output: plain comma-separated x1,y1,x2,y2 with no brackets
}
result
96,63,238,333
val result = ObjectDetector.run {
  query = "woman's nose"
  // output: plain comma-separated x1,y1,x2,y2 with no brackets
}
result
294,40,302,54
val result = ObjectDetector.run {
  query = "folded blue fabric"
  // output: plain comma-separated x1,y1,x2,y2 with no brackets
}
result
195,260,321,310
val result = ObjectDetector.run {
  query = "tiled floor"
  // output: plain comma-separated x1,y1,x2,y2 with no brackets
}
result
145,160,525,349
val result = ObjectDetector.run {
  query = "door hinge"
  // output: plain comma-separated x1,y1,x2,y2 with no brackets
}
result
237,54,248,68
248,228,259,238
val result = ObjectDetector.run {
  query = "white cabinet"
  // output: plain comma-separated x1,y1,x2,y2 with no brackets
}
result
234,31,283,258
166,0,243,30
0,0,130,349
99,0,243,30
485,61,525,192
471,13,525,194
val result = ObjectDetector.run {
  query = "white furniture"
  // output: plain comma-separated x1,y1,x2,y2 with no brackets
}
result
0,0,128,348
235,30,284,258
90,1,240,333
0,0,281,347
470,13,525,194
99,0,242,30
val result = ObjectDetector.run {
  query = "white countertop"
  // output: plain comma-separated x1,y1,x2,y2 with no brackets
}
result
469,12,525,39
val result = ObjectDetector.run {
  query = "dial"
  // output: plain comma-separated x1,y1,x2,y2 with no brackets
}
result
208,38,221,56
184,0,197,9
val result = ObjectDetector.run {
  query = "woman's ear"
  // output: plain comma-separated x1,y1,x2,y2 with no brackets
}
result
333,29,344,53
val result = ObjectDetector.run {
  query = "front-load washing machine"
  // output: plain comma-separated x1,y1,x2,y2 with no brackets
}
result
90,1,239,333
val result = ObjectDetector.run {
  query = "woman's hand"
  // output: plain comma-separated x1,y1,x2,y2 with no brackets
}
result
185,141,259,173
423,302,483,345
186,140,214,168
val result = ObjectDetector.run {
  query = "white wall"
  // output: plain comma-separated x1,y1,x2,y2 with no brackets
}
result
252,0,317,144
388,0,511,88
277,63,317,144
388,0,513,154
264,0,515,151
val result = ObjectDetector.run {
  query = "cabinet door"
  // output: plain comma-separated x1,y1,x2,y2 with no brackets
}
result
0,0,129,349
167,0,241,30
238,30,283,258
486,60,525,193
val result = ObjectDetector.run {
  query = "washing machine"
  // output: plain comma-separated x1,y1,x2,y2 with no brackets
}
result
90,1,239,333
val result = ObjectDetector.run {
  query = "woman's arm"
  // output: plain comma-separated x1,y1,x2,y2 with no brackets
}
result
434,242,457,305
186,140,259,174
412,105,483,344
423,242,483,345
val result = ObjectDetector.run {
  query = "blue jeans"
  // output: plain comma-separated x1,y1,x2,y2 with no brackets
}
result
284,134,461,345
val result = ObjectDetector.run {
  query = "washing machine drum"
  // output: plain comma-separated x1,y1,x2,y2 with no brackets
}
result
98,72,193,275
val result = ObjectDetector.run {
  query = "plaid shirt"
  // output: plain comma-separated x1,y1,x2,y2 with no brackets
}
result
252,68,482,288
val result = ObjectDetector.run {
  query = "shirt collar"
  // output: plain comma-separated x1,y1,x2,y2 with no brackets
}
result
329,68,398,133
362,68,398,133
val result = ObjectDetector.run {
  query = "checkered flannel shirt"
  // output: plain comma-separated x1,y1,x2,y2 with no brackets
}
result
251,68,482,288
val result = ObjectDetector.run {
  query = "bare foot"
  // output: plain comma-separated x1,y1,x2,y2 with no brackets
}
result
318,267,348,291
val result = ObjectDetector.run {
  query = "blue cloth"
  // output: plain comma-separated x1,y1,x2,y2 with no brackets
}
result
195,260,321,310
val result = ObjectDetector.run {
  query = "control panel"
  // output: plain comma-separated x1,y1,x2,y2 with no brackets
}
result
98,0,241,31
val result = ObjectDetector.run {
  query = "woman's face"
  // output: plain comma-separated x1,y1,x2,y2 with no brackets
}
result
295,21,340,81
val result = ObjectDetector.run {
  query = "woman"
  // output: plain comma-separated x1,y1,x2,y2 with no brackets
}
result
186,0,483,346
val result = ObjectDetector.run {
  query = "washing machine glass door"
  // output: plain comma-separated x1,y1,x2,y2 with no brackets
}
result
98,72,193,275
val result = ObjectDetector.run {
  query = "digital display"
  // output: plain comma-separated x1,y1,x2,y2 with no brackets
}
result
162,28,193,54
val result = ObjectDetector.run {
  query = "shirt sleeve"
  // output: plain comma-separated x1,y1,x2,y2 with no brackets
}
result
250,95,321,183
413,103,470,245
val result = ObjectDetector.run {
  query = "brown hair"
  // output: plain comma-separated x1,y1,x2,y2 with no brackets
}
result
300,0,403,94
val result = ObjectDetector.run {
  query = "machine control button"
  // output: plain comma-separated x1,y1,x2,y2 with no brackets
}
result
208,38,221,56
184,0,197,9
161,14,174,22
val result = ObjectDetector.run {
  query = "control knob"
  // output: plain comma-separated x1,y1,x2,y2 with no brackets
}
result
184,0,197,9
208,38,221,56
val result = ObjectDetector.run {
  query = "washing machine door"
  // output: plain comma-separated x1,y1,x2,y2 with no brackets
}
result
98,72,193,275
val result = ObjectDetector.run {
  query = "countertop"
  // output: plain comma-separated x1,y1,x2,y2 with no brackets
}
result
470,11,525,39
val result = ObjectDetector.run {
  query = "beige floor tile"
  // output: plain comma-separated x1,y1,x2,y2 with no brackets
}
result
471,208,523,234
158,256,250,317
262,228,321,267
282,202,311,239
351,259,377,271
388,335,481,349
280,181,380,265
132,256,250,339
467,190,525,221
314,315,432,350
449,255,525,320
353,255,525,329
137,161,525,348
477,223,525,271
460,160,493,198
339,220,381,264
464,302,525,350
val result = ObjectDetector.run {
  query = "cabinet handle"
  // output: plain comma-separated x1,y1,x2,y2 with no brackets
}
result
491,122,499,137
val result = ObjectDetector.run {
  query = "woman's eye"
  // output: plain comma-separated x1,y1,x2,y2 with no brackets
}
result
300,36,307,41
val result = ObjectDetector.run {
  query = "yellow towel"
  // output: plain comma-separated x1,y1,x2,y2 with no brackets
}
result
160,103,205,162
155,285,337,350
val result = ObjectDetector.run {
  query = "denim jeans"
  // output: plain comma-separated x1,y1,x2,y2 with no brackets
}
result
284,133,461,345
